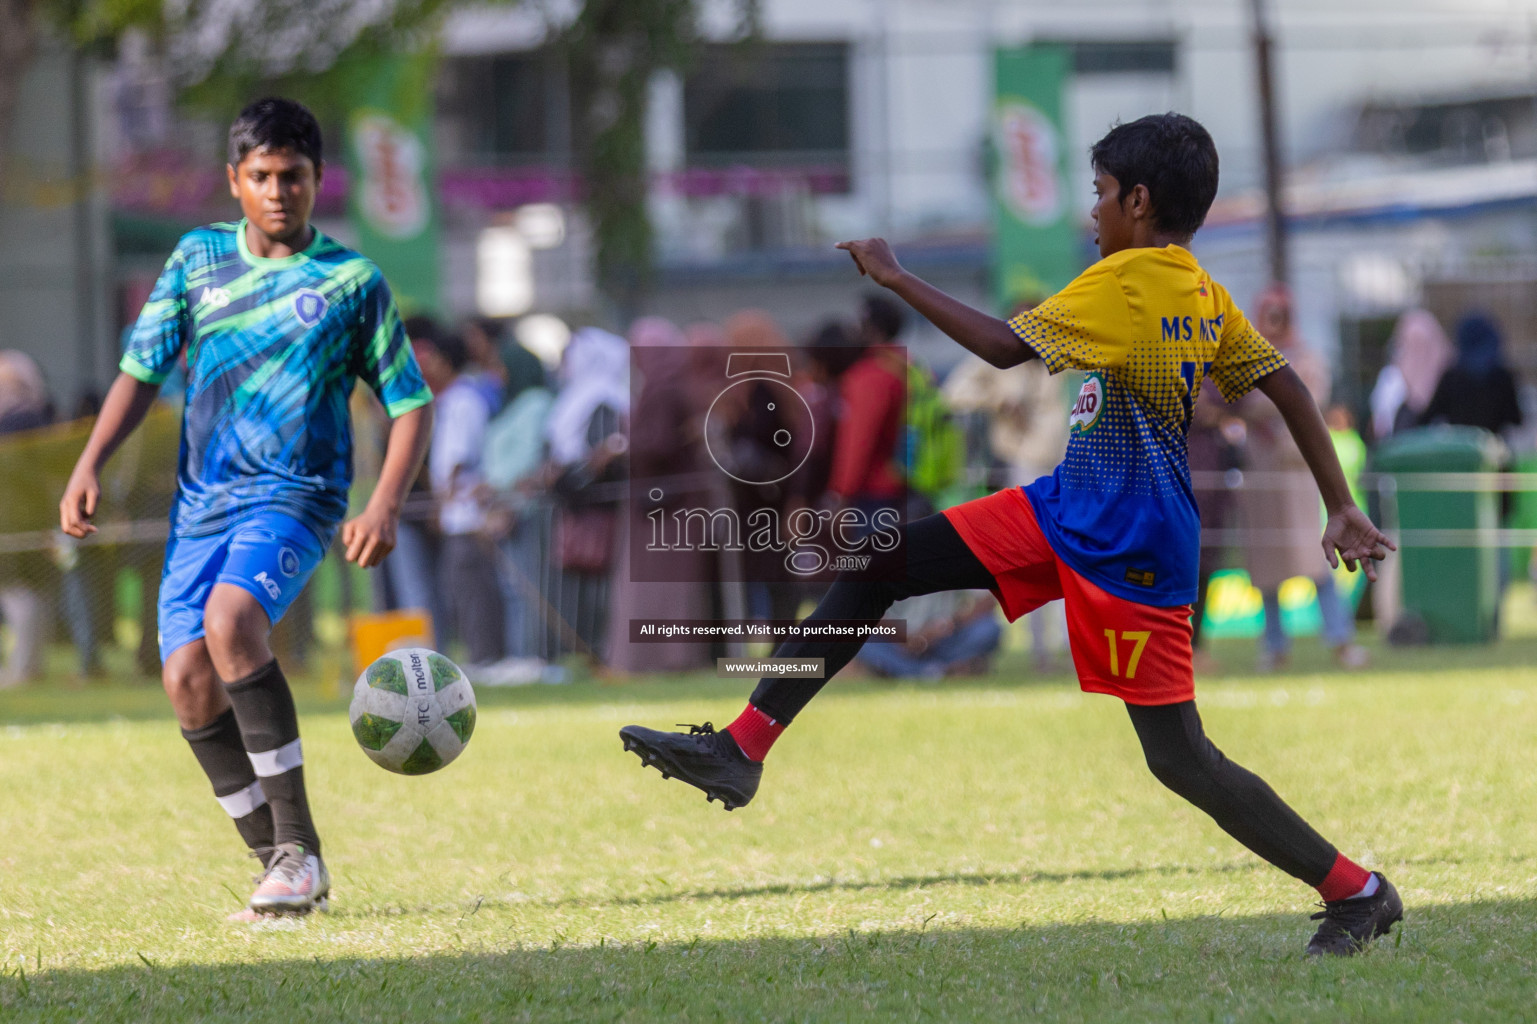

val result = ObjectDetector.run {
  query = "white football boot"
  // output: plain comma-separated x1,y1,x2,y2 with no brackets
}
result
246,841,330,915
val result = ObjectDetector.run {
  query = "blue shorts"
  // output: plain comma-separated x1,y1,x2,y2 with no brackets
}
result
158,512,331,661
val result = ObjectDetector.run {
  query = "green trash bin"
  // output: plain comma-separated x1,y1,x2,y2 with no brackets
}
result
1509,451,1537,581
1372,426,1504,644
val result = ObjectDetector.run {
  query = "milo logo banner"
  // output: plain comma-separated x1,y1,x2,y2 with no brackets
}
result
991,46,1077,310
344,52,441,314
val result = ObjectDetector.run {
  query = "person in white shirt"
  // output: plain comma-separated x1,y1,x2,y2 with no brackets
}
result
413,331,505,666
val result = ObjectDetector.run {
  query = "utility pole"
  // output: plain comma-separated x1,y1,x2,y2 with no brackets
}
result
69,45,101,404
1249,0,1288,286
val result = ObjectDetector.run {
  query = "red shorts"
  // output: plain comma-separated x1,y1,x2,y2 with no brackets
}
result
943,488,1195,705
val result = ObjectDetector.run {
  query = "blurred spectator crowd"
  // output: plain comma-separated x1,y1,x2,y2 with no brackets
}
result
0,286,1529,686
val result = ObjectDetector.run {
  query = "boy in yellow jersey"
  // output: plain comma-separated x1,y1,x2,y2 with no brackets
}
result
621,114,1401,956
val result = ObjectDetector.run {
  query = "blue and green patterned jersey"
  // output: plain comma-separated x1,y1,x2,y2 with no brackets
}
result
122,219,432,541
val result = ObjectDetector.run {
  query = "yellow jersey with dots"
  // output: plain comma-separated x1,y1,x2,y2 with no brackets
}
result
1008,244,1286,606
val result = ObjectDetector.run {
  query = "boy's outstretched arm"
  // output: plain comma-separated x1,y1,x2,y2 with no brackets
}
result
1255,364,1396,580
838,238,1036,368
342,402,433,568
60,371,162,538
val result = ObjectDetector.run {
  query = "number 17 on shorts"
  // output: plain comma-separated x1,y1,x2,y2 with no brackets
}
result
1103,629,1152,679
1062,585,1196,705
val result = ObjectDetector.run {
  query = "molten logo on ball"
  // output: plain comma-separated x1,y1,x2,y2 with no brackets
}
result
349,648,476,775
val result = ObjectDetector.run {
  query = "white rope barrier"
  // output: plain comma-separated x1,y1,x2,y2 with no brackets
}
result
2,469,1535,554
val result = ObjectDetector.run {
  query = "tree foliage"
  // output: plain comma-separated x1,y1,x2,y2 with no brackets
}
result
48,0,453,81
0,0,758,311
0,0,457,185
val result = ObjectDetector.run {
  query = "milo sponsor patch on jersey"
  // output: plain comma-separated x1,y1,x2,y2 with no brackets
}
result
1069,372,1106,433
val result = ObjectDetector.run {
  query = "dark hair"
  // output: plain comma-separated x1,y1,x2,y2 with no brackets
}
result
861,294,906,342
228,97,323,169
805,319,864,377
1454,312,1506,376
418,332,470,372
1089,113,1219,238
468,317,507,343
402,315,443,345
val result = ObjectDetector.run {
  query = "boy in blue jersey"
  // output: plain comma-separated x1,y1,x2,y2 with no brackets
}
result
60,98,434,918
622,114,1403,956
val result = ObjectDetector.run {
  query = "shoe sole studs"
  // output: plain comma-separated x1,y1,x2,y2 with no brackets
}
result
622,733,741,812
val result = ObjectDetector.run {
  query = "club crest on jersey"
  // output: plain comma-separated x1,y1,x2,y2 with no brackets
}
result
278,547,301,578
293,289,328,326
1069,372,1106,433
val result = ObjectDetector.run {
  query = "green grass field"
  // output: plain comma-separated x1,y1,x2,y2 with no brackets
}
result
4,640,1537,1022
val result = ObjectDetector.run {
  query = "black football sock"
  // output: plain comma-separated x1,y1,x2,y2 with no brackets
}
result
225,660,321,855
1126,700,1339,886
749,512,994,724
181,708,275,853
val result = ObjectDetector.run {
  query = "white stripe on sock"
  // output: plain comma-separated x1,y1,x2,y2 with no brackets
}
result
248,738,303,778
216,780,268,818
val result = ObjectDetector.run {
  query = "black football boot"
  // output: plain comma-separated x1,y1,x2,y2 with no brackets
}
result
1305,872,1404,956
619,722,763,810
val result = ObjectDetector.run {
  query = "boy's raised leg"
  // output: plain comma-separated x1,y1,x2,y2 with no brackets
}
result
621,514,995,808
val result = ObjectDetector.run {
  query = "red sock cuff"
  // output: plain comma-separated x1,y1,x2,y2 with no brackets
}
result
1316,852,1372,902
725,704,784,762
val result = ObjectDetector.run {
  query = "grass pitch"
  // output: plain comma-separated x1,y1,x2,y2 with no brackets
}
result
3,640,1537,1022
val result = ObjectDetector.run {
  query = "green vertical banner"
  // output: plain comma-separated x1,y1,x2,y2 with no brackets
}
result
345,52,441,314
991,46,1077,311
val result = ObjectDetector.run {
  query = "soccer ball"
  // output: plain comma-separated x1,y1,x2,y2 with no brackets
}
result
349,647,477,774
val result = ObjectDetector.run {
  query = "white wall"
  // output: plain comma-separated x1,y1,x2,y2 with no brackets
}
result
434,0,1537,357
730,0,1537,240
438,0,1537,235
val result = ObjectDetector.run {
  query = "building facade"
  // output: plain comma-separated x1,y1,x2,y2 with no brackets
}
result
4,0,1536,405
